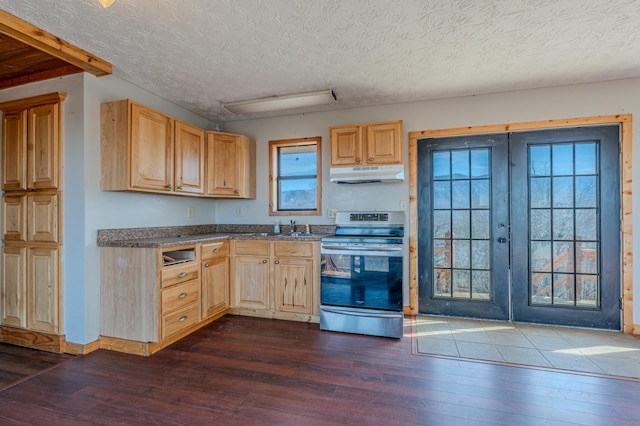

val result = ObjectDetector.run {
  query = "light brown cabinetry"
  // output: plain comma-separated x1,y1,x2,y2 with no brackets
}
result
231,240,319,321
100,244,201,351
102,100,254,198
200,241,230,318
329,120,403,166
0,93,65,349
206,132,256,198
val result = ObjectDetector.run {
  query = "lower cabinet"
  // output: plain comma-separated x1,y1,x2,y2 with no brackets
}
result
231,240,319,321
200,241,230,319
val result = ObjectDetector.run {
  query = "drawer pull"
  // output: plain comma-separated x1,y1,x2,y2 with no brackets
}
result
213,248,220,253
178,315,187,322
204,262,209,268
262,259,267,264
274,260,280,264
178,292,188,299
368,157,374,161
177,272,187,278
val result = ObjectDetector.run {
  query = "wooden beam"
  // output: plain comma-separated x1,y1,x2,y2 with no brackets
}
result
0,9,112,77
0,64,81,90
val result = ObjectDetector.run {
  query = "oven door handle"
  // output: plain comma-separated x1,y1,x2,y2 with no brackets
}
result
321,307,402,318
321,246,402,253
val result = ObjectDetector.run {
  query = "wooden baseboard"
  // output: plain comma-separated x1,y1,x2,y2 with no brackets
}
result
227,308,319,324
65,340,100,355
632,323,640,336
99,311,228,356
0,325,66,353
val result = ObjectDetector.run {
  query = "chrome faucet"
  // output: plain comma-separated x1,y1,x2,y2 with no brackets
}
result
290,220,296,233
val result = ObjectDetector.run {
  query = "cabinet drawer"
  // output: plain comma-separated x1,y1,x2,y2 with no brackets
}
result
161,303,199,340
161,262,199,288
233,240,270,256
201,241,229,261
274,241,314,257
161,279,199,314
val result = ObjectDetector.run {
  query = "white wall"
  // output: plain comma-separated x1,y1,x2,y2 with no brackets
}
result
221,78,640,326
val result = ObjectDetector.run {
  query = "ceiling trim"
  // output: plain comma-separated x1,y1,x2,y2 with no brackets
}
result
0,9,112,77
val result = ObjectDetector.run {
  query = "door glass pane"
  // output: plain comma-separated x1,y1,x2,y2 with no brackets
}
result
452,210,470,239
431,148,492,301
451,150,469,178
528,142,600,308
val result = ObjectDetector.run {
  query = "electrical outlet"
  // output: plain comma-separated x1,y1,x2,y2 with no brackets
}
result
327,208,337,218
237,206,244,217
186,206,194,218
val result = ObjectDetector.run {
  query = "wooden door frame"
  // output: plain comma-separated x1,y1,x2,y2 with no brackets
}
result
408,115,634,334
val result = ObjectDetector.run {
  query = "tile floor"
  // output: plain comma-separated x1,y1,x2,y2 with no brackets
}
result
415,315,640,378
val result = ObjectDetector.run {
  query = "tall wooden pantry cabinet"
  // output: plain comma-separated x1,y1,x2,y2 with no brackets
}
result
0,92,65,353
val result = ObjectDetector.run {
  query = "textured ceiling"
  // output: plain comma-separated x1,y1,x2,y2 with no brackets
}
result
1,0,640,122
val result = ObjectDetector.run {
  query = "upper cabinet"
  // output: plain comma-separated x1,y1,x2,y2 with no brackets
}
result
329,120,403,167
2,95,63,191
101,100,254,198
206,131,256,199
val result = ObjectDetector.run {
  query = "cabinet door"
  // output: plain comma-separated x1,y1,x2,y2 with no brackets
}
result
201,255,229,318
233,255,270,309
1,110,27,191
330,126,362,166
28,192,58,243
130,104,173,191
365,121,402,164
2,194,26,242
1,245,27,328
174,121,205,194
274,258,313,314
206,132,240,196
27,246,60,334
27,103,60,189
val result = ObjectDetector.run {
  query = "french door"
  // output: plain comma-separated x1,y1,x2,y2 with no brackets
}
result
417,126,621,330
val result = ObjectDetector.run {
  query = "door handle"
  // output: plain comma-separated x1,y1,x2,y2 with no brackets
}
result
497,237,507,243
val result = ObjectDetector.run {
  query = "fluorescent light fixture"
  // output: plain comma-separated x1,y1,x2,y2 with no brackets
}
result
222,89,337,114
99,0,116,7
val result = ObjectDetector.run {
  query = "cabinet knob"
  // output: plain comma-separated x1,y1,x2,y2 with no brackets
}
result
234,190,239,195
178,315,187,322
178,292,188,299
368,157,374,161
274,260,280,264
262,259,267,264
177,272,187,278
177,185,183,190
355,158,361,163
166,184,172,189
204,262,209,268
213,248,220,253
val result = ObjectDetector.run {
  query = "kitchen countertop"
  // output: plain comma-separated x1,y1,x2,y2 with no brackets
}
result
97,231,329,248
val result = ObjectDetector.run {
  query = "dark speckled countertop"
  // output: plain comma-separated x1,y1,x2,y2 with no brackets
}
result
97,224,334,248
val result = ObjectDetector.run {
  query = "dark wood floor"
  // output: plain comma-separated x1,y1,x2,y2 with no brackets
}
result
0,315,638,425
0,342,73,391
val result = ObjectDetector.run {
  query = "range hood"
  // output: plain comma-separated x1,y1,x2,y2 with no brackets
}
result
330,164,405,184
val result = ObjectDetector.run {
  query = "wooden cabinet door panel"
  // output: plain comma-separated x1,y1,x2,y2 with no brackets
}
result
27,104,59,189
274,258,312,314
365,122,402,164
2,194,26,242
207,133,240,196
27,247,60,334
28,193,58,243
233,256,269,309
202,256,229,318
2,110,27,191
1,245,27,328
174,121,204,194
130,104,173,191
330,126,361,166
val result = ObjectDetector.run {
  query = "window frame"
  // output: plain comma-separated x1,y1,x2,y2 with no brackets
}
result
269,137,322,216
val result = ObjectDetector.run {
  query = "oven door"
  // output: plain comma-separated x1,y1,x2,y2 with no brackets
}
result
320,244,403,311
